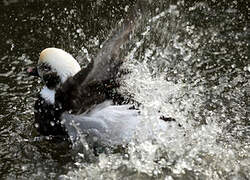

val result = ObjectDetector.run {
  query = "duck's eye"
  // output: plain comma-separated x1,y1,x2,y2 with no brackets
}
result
41,64,51,72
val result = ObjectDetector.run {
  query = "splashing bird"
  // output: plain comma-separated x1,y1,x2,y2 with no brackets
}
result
27,3,143,148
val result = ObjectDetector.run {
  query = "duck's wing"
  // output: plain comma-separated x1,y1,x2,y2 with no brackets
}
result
55,2,143,114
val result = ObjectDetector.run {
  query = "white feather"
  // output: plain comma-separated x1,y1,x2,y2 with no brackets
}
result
62,101,141,146
40,86,55,104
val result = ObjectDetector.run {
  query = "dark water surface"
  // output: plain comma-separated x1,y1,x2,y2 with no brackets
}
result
0,0,249,179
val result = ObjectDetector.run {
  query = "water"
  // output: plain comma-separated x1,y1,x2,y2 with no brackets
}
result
0,0,249,179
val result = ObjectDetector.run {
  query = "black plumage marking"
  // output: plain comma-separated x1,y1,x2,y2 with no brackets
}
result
34,95,68,138
43,71,61,89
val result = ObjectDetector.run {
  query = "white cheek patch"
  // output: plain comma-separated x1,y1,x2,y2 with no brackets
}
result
40,86,55,104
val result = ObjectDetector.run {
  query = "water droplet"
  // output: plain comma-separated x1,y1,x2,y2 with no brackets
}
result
124,5,129,12
34,123,39,128
76,28,82,34
61,119,66,124
247,65,250,72
21,165,28,171
50,121,55,126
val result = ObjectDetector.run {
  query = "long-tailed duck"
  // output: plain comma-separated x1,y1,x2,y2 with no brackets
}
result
27,8,144,148
27,2,174,149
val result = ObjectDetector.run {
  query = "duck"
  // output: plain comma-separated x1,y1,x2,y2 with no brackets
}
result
27,12,143,148
27,2,175,149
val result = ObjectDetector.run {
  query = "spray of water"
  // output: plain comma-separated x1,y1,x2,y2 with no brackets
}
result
60,2,249,179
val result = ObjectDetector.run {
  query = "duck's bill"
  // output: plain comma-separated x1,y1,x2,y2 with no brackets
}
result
27,66,39,77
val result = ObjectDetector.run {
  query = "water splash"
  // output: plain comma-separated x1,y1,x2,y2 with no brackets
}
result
62,1,249,179
0,0,249,179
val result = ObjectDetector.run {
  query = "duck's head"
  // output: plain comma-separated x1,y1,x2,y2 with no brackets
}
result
28,48,81,89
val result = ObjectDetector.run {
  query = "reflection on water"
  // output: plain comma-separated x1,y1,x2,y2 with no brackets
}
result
0,0,249,179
